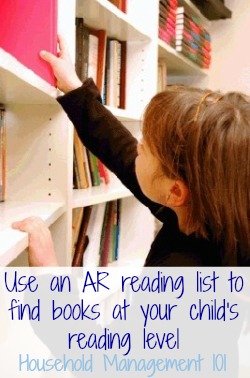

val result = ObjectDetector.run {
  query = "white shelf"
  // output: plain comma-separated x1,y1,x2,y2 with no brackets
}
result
0,201,65,265
105,105,141,122
77,0,152,41
158,39,208,76
109,252,146,267
73,177,132,208
0,48,59,104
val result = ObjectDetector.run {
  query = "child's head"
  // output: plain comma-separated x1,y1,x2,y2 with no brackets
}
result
141,85,250,264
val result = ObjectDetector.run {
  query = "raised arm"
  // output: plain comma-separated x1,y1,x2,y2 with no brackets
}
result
40,36,161,216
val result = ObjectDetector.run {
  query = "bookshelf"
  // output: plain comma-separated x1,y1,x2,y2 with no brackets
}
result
0,0,215,267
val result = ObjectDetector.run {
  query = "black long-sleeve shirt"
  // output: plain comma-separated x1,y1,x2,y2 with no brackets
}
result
57,79,247,266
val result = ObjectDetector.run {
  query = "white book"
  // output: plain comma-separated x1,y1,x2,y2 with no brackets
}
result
83,202,106,267
107,39,120,107
176,6,185,14
88,34,99,83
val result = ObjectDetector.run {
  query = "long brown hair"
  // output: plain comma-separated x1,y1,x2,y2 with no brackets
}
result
142,85,250,264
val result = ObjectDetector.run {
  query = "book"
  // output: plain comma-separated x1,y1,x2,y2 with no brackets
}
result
72,207,84,256
86,149,101,186
88,28,107,96
119,41,127,109
106,39,121,107
108,0,127,13
88,34,99,83
159,28,176,48
0,106,6,202
121,0,127,13
98,159,110,185
176,34,211,54
73,129,89,189
157,59,168,92
113,199,121,261
176,42,211,62
75,18,89,82
75,19,107,96
109,199,120,262
108,0,122,8
99,201,115,267
0,0,57,86
72,206,93,267
83,203,106,267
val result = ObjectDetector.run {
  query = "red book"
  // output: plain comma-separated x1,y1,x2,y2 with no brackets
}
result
121,0,127,13
98,159,110,185
0,107,6,202
119,40,127,109
0,0,57,86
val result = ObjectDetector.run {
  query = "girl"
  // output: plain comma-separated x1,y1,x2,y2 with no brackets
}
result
13,37,250,267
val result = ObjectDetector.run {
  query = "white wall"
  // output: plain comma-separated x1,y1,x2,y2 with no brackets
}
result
208,0,250,94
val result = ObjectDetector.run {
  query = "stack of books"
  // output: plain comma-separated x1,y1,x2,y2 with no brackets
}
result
175,7,212,69
158,0,178,48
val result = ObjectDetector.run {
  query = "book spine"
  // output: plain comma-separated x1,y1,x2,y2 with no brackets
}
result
72,206,92,267
0,107,6,202
98,159,110,185
86,149,101,186
72,207,84,255
119,41,127,109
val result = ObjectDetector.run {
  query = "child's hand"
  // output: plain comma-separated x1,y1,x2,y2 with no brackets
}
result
12,217,59,267
40,35,82,93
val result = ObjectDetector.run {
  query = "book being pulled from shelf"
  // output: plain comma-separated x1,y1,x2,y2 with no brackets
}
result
158,0,178,48
72,200,121,267
175,6,212,69
0,106,6,202
0,0,57,86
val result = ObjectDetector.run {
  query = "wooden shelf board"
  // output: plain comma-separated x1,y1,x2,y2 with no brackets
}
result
0,48,59,104
0,201,65,265
189,0,232,20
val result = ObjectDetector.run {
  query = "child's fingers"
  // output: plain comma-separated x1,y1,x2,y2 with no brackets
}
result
40,50,58,65
12,216,45,233
57,34,69,56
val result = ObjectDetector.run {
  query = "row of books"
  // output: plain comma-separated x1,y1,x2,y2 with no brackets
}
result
75,17,126,109
75,18,108,189
73,129,110,189
159,0,178,48
0,106,6,202
176,6,212,69
107,0,127,13
72,199,121,267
